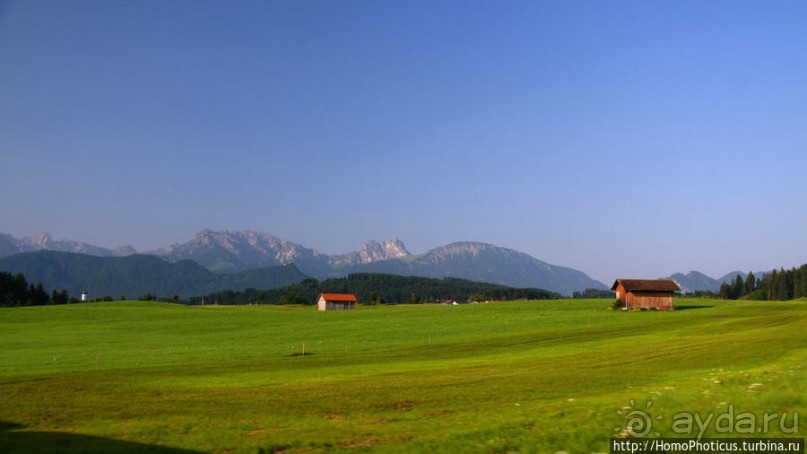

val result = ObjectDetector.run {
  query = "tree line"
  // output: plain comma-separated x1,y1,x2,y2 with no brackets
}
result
0,271,70,307
572,288,616,299
188,273,561,305
717,264,807,301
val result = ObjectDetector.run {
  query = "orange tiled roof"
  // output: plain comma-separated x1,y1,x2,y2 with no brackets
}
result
319,293,358,302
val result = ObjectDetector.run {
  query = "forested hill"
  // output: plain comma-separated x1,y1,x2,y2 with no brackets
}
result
190,273,561,305
0,251,307,299
717,264,807,301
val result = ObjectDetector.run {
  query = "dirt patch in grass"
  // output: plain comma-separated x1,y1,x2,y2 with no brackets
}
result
382,400,418,410
340,434,415,448
340,438,380,448
366,417,391,423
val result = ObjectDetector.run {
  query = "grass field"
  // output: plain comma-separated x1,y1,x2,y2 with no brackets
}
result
0,299,804,453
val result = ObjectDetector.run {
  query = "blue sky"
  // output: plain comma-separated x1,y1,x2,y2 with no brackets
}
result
1,0,805,284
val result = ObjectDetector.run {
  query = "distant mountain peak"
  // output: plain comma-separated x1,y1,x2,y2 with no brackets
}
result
5,232,133,257
360,238,411,263
115,245,137,255
432,241,517,257
384,239,410,257
349,239,603,295
384,237,409,252
21,232,53,248
34,231,52,241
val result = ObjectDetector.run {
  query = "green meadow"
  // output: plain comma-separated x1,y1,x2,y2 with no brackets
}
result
0,299,804,453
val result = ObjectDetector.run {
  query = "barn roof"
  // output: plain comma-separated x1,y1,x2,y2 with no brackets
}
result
319,293,358,302
611,279,681,292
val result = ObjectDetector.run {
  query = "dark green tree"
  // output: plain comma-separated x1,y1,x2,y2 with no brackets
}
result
50,289,69,305
0,271,65,307
745,272,756,295
278,292,307,305
718,282,731,300
468,292,486,302
731,274,746,299
795,266,807,298
768,269,790,300
367,290,379,306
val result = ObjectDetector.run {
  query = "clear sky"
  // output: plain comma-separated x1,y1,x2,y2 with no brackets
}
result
1,0,805,284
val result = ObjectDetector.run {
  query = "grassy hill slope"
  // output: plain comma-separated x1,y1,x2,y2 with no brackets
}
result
0,299,804,452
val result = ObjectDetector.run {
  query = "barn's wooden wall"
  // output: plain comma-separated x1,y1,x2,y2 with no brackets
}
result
626,291,673,310
615,284,626,302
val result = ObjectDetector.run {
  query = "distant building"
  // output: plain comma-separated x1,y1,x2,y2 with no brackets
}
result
317,293,358,311
611,279,680,310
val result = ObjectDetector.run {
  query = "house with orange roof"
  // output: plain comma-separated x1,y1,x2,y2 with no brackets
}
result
317,292,358,311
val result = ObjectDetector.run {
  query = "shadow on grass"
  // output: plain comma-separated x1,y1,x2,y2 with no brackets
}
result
674,305,714,310
0,420,202,454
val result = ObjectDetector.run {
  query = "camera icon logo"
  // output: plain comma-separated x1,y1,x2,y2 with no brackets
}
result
615,399,663,438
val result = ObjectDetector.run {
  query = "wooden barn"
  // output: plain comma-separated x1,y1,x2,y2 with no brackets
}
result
611,279,680,310
317,293,358,311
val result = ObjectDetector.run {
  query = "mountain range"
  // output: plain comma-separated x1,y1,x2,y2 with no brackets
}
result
663,270,751,293
154,230,605,294
1,230,767,296
152,229,412,277
0,251,307,299
0,232,135,258
0,230,605,295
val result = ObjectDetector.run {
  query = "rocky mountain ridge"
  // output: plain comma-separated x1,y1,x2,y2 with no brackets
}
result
0,230,604,294
0,232,135,258
151,230,413,275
